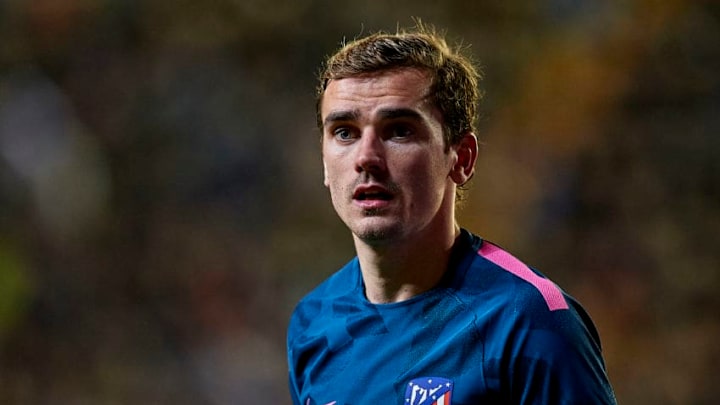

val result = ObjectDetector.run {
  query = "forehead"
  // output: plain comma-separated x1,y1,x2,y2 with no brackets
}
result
320,68,436,122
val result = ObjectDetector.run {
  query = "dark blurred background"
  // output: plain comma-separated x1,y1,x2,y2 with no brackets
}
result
0,0,718,403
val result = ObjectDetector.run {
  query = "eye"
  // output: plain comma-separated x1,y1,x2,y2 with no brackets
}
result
387,123,413,139
333,127,356,141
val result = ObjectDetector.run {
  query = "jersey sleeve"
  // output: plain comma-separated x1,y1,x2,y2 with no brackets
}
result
287,310,301,405
475,238,616,404
494,295,617,404
288,373,301,405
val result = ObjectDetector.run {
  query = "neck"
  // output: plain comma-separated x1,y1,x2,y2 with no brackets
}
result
355,222,461,304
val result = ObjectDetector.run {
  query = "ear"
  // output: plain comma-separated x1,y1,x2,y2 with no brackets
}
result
449,132,478,186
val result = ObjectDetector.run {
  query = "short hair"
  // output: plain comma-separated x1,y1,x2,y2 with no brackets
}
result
316,22,482,148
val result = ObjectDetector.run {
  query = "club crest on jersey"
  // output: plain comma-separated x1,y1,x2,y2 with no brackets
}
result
404,377,453,405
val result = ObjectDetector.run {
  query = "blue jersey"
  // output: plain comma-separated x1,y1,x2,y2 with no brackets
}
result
287,229,616,404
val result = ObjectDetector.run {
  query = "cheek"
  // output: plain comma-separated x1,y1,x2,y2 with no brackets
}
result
322,161,329,187
322,154,341,188
323,165,345,200
403,154,451,185
402,157,453,207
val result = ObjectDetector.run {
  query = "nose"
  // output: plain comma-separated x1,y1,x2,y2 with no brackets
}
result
355,129,386,175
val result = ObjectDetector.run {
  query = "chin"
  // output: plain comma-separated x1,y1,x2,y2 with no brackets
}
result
351,222,404,245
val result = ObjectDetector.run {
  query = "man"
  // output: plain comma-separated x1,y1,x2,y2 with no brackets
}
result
287,24,616,405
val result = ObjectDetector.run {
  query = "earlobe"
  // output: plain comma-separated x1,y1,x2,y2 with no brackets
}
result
450,132,478,185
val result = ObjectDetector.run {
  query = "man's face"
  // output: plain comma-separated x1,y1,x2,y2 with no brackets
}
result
320,68,460,245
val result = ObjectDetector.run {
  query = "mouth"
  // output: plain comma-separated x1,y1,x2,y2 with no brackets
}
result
353,186,394,202
355,190,393,201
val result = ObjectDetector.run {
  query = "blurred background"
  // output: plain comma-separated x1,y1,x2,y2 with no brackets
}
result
0,0,718,403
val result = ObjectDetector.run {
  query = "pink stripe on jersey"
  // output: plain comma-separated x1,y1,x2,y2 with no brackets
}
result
478,242,569,311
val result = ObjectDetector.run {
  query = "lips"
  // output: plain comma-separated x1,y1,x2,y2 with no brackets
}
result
353,185,394,201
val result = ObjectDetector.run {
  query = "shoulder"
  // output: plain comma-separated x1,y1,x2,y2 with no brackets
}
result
459,237,601,346
475,239,569,311
456,234,615,403
454,236,574,320
451,233,606,365
287,258,360,338
450,236,568,320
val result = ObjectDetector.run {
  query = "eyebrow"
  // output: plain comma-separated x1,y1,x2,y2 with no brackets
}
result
323,108,424,128
376,108,423,122
323,110,359,128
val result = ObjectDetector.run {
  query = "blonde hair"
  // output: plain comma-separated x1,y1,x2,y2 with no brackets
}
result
316,22,482,148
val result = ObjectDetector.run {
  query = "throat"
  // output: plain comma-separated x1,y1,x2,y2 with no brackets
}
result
364,280,424,304
354,222,460,304
357,242,453,304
